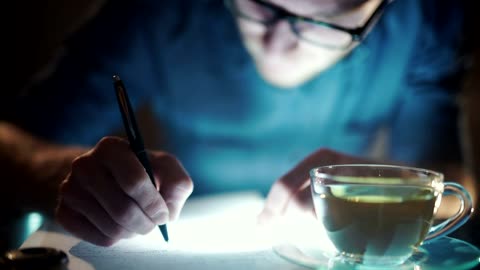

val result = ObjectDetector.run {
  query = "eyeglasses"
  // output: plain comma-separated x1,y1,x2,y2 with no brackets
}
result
224,0,393,50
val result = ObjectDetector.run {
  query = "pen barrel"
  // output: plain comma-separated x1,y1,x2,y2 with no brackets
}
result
135,150,157,190
113,75,168,242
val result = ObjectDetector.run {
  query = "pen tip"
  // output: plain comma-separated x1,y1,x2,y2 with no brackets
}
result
112,74,121,82
159,225,169,242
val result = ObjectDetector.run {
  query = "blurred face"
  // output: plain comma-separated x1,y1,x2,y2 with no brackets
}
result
230,0,384,88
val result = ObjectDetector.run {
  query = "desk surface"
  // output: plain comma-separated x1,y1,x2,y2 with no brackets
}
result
15,192,310,270
3,192,480,270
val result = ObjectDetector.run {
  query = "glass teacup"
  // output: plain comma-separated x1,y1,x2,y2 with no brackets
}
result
310,164,474,266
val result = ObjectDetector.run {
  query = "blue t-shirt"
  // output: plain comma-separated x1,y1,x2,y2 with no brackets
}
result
8,0,465,195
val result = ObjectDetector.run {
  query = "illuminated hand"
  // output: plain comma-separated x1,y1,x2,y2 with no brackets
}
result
56,136,193,246
258,148,370,223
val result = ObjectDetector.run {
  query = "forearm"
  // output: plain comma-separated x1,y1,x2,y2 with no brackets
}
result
0,122,87,216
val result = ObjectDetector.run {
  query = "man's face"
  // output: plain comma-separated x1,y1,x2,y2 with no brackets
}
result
232,0,383,88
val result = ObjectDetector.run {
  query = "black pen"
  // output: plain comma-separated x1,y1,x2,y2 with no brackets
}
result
112,74,169,242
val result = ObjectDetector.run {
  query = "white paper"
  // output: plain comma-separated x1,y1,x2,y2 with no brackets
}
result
20,191,317,270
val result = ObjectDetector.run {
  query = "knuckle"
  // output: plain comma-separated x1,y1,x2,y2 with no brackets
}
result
112,202,138,226
179,177,194,195
317,147,331,153
58,179,71,195
98,136,120,147
275,176,296,194
159,152,177,161
71,155,91,173
157,152,182,168
143,195,162,215
157,152,193,193
96,136,128,153
316,147,337,158
122,178,146,198
314,147,331,156
276,176,290,188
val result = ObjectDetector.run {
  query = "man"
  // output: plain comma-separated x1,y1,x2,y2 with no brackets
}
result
2,0,475,246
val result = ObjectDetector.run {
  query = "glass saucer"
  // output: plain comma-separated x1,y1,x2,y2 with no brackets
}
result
273,236,480,270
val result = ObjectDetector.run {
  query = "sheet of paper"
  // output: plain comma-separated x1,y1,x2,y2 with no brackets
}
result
20,191,318,270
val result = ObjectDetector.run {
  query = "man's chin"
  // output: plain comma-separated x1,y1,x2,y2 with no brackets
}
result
254,62,321,89
258,71,309,89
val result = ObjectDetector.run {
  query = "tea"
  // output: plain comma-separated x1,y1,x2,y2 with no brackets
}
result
313,185,437,261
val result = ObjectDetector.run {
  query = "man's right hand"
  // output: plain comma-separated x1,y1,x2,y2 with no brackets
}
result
56,136,193,246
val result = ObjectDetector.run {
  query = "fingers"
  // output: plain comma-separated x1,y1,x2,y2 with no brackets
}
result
260,155,316,221
259,148,346,223
284,185,315,217
94,137,194,222
92,137,170,225
59,178,135,240
258,176,310,224
70,154,158,235
56,202,116,247
57,136,193,246
150,152,193,221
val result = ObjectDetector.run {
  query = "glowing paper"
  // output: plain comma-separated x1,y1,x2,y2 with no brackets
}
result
21,191,326,270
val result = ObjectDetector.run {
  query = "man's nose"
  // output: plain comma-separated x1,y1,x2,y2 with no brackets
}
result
262,20,298,54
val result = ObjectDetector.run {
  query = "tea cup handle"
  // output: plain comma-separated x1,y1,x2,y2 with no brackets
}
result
424,182,474,243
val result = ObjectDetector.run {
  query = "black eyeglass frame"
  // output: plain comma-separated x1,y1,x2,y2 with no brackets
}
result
225,0,394,49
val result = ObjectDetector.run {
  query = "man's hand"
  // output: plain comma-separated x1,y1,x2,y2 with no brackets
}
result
259,148,370,223
56,136,193,246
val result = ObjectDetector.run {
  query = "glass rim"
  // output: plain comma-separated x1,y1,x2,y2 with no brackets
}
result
310,164,444,184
